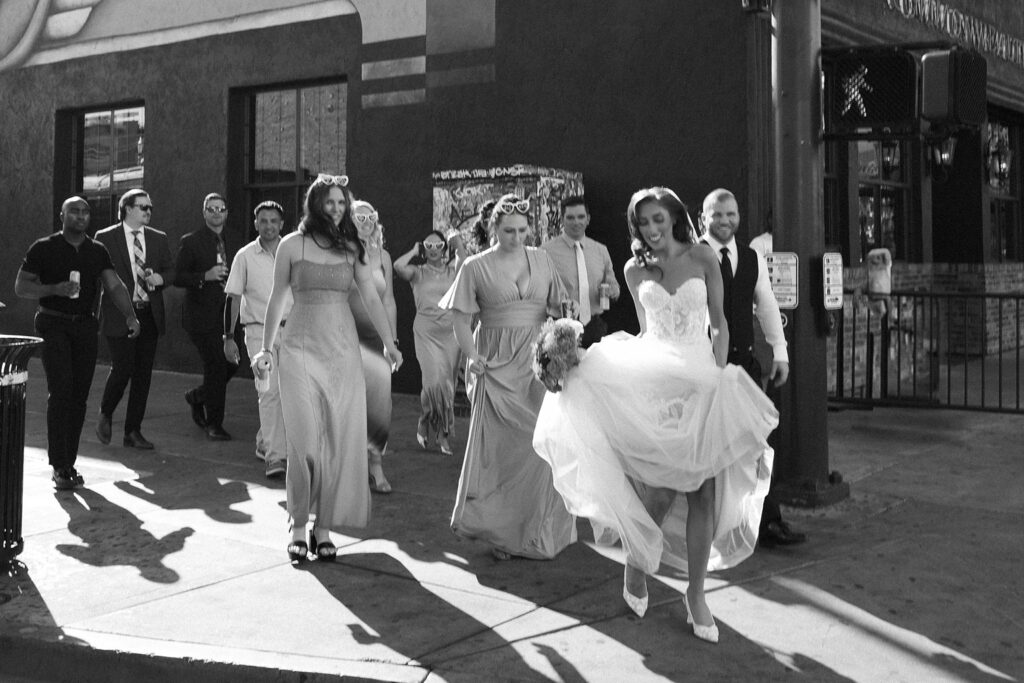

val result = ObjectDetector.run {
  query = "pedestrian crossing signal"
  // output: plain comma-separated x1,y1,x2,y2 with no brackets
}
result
823,47,918,139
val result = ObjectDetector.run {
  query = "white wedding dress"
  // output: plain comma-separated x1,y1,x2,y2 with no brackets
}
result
533,278,778,574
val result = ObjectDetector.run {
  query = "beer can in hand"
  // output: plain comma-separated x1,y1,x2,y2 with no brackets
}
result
254,356,271,393
599,282,611,309
69,270,81,299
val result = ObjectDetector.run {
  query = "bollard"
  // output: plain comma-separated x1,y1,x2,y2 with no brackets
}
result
0,335,43,572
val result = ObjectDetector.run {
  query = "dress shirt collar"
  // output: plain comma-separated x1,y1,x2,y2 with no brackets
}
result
702,233,736,263
559,233,584,249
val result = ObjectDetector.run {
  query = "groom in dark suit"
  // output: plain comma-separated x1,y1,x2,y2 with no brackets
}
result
700,188,806,548
95,189,174,449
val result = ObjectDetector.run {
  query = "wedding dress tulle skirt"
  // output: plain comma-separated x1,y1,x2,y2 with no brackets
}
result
533,332,778,574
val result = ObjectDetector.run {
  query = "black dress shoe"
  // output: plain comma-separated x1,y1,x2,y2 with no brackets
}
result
206,425,232,441
759,520,808,547
124,430,155,450
185,389,206,428
96,413,112,445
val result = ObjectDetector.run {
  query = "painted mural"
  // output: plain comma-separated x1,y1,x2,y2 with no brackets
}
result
432,165,585,249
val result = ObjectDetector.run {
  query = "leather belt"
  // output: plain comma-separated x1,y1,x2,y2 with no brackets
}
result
37,306,94,322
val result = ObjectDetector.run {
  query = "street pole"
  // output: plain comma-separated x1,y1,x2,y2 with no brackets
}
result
772,0,849,506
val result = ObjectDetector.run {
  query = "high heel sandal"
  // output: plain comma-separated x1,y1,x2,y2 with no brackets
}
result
416,419,428,449
368,448,392,494
309,530,337,562
683,593,719,643
438,433,453,456
622,565,648,618
287,539,308,563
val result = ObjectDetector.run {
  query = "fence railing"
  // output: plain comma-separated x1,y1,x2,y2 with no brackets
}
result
829,290,1024,413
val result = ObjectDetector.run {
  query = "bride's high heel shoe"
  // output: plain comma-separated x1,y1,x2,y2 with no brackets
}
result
415,419,428,449
684,593,719,643
622,566,648,618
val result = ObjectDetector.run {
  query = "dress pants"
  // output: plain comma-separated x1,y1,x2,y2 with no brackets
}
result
243,324,286,465
188,330,238,428
580,313,607,349
100,307,159,434
34,312,98,469
732,348,783,529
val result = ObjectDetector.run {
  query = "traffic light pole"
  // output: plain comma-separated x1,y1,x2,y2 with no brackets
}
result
771,0,849,506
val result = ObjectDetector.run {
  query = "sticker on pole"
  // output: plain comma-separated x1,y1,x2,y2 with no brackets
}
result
823,252,844,310
765,252,798,309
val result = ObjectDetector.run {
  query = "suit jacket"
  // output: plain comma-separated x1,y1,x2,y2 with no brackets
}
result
174,225,242,335
95,223,174,336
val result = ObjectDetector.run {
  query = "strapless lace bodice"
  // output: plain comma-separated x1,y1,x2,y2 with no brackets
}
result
638,279,708,346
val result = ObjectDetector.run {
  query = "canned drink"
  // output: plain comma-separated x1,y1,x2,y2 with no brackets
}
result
69,270,81,299
144,268,155,291
254,356,271,393
599,282,611,309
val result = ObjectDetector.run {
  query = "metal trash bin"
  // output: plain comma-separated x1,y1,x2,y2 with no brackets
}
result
0,335,43,571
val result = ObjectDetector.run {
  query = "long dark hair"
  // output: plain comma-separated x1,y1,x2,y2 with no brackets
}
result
626,186,696,268
299,176,364,262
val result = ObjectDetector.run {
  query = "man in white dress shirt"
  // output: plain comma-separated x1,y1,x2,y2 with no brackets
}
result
700,188,805,548
223,201,292,478
540,196,620,347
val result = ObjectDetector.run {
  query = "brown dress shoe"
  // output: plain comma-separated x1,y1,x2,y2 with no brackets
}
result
96,413,112,445
124,430,155,449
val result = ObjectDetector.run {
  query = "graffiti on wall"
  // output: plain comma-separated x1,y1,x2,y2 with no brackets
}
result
432,165,584,250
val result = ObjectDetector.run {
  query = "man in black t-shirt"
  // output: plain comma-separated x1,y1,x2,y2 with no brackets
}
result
15,196,141,490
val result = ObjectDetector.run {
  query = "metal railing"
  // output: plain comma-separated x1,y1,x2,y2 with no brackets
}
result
829,290,1024,413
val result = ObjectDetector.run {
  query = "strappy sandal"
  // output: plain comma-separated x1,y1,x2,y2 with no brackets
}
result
309,530,337,562
287,540,308,562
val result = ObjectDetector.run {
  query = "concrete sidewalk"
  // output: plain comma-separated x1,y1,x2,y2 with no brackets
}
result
1,359,1022,682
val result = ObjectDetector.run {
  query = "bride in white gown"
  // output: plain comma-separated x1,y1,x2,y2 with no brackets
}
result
533,187,778,643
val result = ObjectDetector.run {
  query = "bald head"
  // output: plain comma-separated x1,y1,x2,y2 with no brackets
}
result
701,188,735,214
60,196,91,235
62,196,89,212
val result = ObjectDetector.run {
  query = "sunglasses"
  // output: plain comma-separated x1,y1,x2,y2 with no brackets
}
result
494,198,530,215
353,212,379,225
316,173,349,187
423,242,445,250
135,204,153,212
205,206,228,214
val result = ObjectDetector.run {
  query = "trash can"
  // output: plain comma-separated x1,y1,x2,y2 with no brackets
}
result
0,335,43,571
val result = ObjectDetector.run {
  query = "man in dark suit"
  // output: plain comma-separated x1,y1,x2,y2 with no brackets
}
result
174,192,238,440
94,189,174,449
700,188,805,548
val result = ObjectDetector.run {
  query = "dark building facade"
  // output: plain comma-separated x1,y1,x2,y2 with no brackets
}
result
1,0,1022,392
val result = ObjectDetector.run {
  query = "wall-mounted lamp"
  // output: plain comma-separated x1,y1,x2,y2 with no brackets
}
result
986,125,1013,190
880,140,900,176
741,0,770,14
929,136,957,170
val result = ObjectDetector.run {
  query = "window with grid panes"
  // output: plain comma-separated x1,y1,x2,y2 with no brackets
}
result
856,140,918,262
986,118,1022,262
71,104,145,233
242,81,348,233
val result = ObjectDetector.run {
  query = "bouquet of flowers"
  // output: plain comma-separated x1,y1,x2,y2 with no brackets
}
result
532,317,585,393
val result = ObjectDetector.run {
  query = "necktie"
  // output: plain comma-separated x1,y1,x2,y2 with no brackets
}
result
575,242,591,325
131,230,148,302
216,234,227,267
720,247,733,300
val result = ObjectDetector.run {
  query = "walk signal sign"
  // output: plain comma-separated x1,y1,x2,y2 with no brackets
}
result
823,47,919,138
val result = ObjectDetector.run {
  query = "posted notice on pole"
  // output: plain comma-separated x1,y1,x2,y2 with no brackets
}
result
765,252,798,309
823,252,844,310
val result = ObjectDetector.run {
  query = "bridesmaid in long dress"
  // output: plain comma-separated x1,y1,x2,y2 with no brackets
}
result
439,193,577,561
254,175,402,562
393,229,466,455
347,200,398,493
